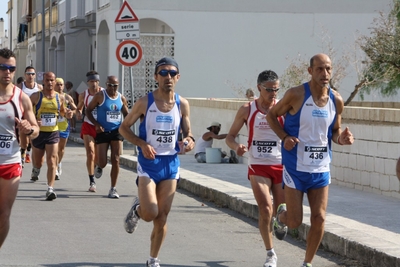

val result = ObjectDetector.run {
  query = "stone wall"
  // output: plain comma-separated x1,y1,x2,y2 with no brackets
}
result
188,98,400,199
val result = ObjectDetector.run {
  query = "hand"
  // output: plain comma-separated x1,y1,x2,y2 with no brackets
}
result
236,144,247,157
182,137,195,152
339,127,354,145
15,118,33,134
283,135,300,151
141,143,157,160
76,110,82,121
65,108,73,119
95,124,104,133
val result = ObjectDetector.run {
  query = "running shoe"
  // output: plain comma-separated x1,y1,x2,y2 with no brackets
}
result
108,188,119,199
46,188,57,200
25,153,31,163
301,263,312,267
264,251,277,267
94,165,103,179
31,167,40,181
88,182,96,192
273,203,288,240
229,150,239,163
124,197,140,233
146,258,160,267
55,168,60,180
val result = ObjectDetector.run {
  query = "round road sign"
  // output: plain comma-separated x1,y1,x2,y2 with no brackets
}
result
116,40,143,67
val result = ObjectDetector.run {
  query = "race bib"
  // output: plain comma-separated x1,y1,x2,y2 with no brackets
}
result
150,129,176,149
0,134,13,155
106,111,121,123
251,140,278,158
303,145,330,166
41,113,57,126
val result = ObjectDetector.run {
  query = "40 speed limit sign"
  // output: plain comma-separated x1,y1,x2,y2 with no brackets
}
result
116,40,143,67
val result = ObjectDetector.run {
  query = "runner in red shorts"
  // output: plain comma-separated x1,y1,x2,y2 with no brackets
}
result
226,70,286,267
0,48,39,248
76,70,104,192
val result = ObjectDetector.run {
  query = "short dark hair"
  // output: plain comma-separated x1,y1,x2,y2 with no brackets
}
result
257,70,279,84
16,77,24,84
0,48,16,60
25,66,35,72
86,70,98,77
66,81,73,87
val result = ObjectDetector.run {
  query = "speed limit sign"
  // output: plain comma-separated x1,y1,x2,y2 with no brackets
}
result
116,40,143,67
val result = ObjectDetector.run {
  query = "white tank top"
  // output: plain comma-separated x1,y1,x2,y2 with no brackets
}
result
83,88,104,125
0,86,24,165
194,136,213,154
138,92,181,156
247,100,283,165
22,82,40,97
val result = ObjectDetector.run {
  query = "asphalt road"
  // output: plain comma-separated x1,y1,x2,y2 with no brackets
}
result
0,143,363,267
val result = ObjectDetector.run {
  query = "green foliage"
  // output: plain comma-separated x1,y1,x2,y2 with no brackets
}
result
358,0,400,98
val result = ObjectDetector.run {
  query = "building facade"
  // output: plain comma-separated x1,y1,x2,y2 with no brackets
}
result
4,0,394,105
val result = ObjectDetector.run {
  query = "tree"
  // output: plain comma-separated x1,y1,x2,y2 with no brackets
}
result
281,1,400,105
357,0,400,102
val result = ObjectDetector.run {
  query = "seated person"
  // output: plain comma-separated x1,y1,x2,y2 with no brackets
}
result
194,121,238,163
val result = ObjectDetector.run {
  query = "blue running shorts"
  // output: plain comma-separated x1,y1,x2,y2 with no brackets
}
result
137,153,180,184
282,165,331,193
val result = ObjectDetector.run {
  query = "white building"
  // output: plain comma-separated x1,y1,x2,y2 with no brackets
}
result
5,0,393,106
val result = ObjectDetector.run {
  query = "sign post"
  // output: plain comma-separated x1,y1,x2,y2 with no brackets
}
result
115,1,142,155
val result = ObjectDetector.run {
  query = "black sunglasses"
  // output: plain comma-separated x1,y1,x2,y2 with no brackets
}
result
260,85,280,93
0,64,16,73
26,72,36,76
158,69,178,77
106,83,119,87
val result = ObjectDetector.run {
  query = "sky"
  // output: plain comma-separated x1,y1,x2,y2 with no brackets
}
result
0,4,8,32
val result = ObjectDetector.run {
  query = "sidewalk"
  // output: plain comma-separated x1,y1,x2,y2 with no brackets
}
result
69,122,400,267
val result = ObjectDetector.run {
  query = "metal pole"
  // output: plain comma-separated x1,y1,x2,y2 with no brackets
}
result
41,0,45,72
9,1,12,50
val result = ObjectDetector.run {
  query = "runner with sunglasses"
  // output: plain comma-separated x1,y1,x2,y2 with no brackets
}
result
0,48,39,248
85,75,128,198
120,57,195,267
18,66,43,167
226,70,286,267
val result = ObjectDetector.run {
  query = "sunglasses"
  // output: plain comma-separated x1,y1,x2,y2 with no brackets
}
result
106,83,119,87
158,69,178,77
26,72,36,76
260,85,280,93
0,64,16,73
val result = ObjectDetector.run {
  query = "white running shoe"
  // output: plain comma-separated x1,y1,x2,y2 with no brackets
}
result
124,197,140,233
264,251,277,267
94,165,103,179
46,187,57,200
146,258,160,267
88,182,96,192
108,188,119,199
273,203,288,240
31,167,40,181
